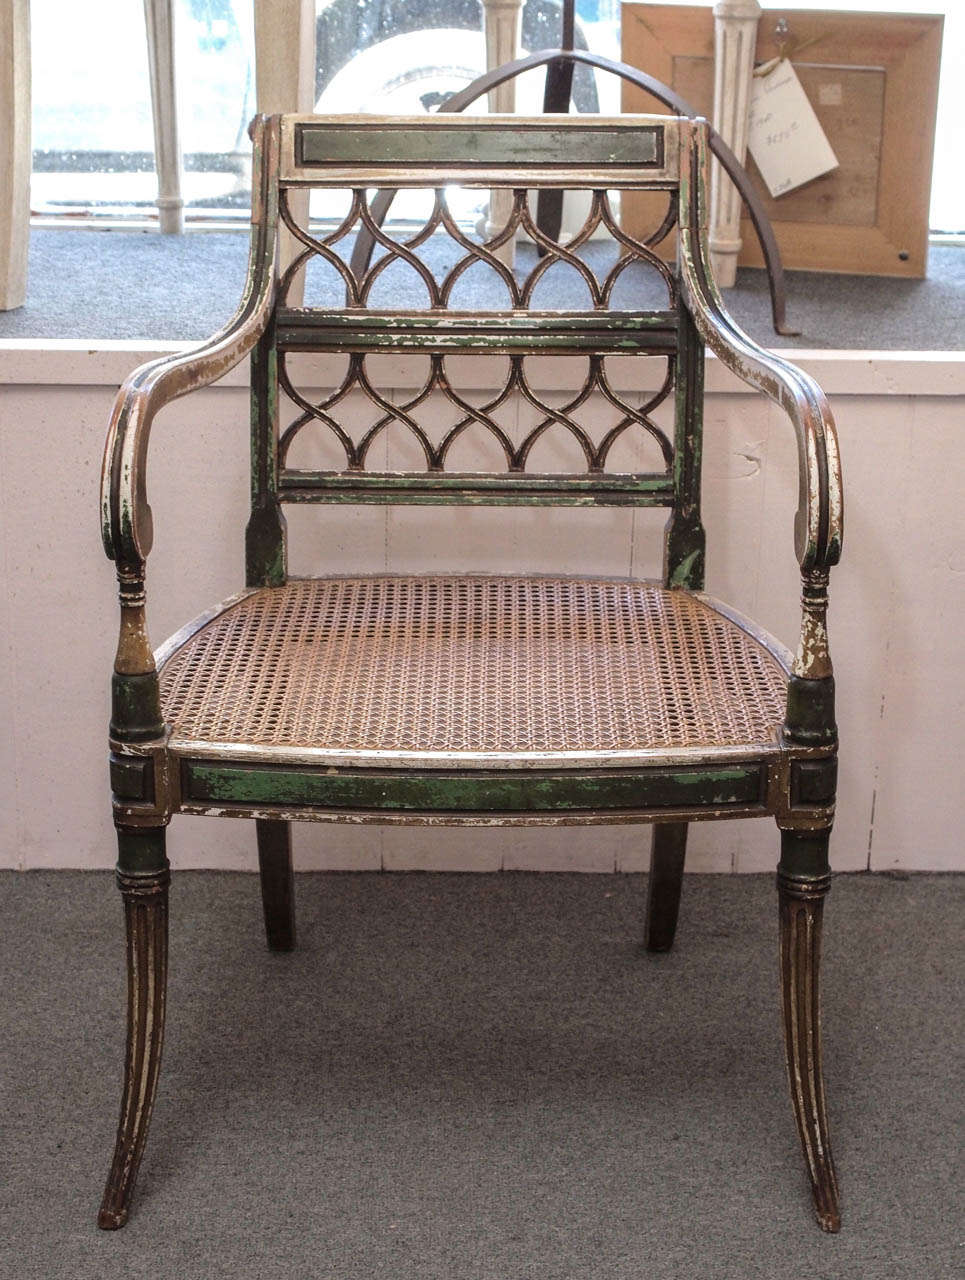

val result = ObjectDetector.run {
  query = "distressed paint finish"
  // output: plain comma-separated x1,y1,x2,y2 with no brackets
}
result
99,834,169,1230
181,761,768,815
794,570,833,681
279,472,676,507
282,113,675,189
677,121,843,580
101,114,281,578
276,308,679,354
97,110,845,1235
664,305,706,589
294,119,664,171
246,322,287,588
175,801,773,828
778,832,840,1232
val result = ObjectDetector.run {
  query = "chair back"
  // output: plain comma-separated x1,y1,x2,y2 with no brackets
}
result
249,114,704,566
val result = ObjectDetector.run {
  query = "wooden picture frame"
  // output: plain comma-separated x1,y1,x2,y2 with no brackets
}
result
621,5,944,277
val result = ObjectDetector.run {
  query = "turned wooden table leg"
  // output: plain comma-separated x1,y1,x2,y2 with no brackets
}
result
778,829,840,1233
98,828,170,1230
645,822,688,952
256,818,296,951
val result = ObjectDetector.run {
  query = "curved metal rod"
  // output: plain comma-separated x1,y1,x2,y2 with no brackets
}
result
535,0,578,242
348,48,797,336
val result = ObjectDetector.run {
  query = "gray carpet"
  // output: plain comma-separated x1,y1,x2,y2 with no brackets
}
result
1,869,961,1279
2,228,963,349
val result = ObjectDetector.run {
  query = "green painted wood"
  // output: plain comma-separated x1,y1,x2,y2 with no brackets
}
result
279,471,675,507
115,826,169,876
246,324,287,588
295,122,663,170
778,828,832,885
181,761,766,814
784,675,837,747
246,503,287,586
110,755,152,803
664,305,706,590
276,310,678,355
791,758,838,807
110,672,164,744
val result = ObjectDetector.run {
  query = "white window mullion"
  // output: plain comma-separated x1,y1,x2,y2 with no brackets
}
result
1,0,30,308
143,0,183,233
253,0,314,304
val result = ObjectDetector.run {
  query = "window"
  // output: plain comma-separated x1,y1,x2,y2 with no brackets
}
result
31,0,255,220
29,1,963,233
30,1,623,227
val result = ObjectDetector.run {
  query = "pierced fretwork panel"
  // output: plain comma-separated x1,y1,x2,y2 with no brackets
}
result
275,184,680,492
280,351,675,476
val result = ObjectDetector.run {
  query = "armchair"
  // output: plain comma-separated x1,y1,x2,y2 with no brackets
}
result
98,112,843,1233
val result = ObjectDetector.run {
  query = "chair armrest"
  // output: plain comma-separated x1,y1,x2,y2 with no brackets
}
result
101,115,280,572
678,121,843,575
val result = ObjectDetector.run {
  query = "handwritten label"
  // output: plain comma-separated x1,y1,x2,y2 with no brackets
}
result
747,60,838,198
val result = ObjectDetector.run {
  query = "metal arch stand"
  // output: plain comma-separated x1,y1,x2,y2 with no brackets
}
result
533,0,577,246
349,47,797,337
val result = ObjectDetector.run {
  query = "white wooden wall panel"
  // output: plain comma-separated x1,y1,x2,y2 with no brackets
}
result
0,347,960,873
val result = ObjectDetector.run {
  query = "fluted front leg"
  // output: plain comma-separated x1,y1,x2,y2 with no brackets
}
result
99,830,169,1230
778,830,840,1233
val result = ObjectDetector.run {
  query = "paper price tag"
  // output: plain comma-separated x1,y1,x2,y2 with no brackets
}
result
747,60,838,198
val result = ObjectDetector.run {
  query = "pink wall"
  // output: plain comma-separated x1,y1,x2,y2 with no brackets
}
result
0,343,961,872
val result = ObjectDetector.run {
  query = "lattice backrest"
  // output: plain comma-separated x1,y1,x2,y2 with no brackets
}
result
257,114,699,510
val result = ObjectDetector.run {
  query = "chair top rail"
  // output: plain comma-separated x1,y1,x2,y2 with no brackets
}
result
279,114,680,189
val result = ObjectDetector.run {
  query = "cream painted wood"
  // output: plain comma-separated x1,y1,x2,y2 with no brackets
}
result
0,348,961,871
710,0,761,287
481,0,523,266
254,0,314,304
862,395,965,871
143,0,184,234
0,0,30,309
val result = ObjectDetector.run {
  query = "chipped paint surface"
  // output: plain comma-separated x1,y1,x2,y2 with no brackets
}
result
102,116,281,577
95,110,845,1240
181,760,767,814
793,571,833,680
677,123,842,576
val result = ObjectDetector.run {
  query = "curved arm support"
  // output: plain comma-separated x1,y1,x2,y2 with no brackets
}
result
349,48,797,335
678,120,842,583
100,115,281,578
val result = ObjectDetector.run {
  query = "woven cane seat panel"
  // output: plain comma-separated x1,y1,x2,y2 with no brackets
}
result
158,577,787,759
